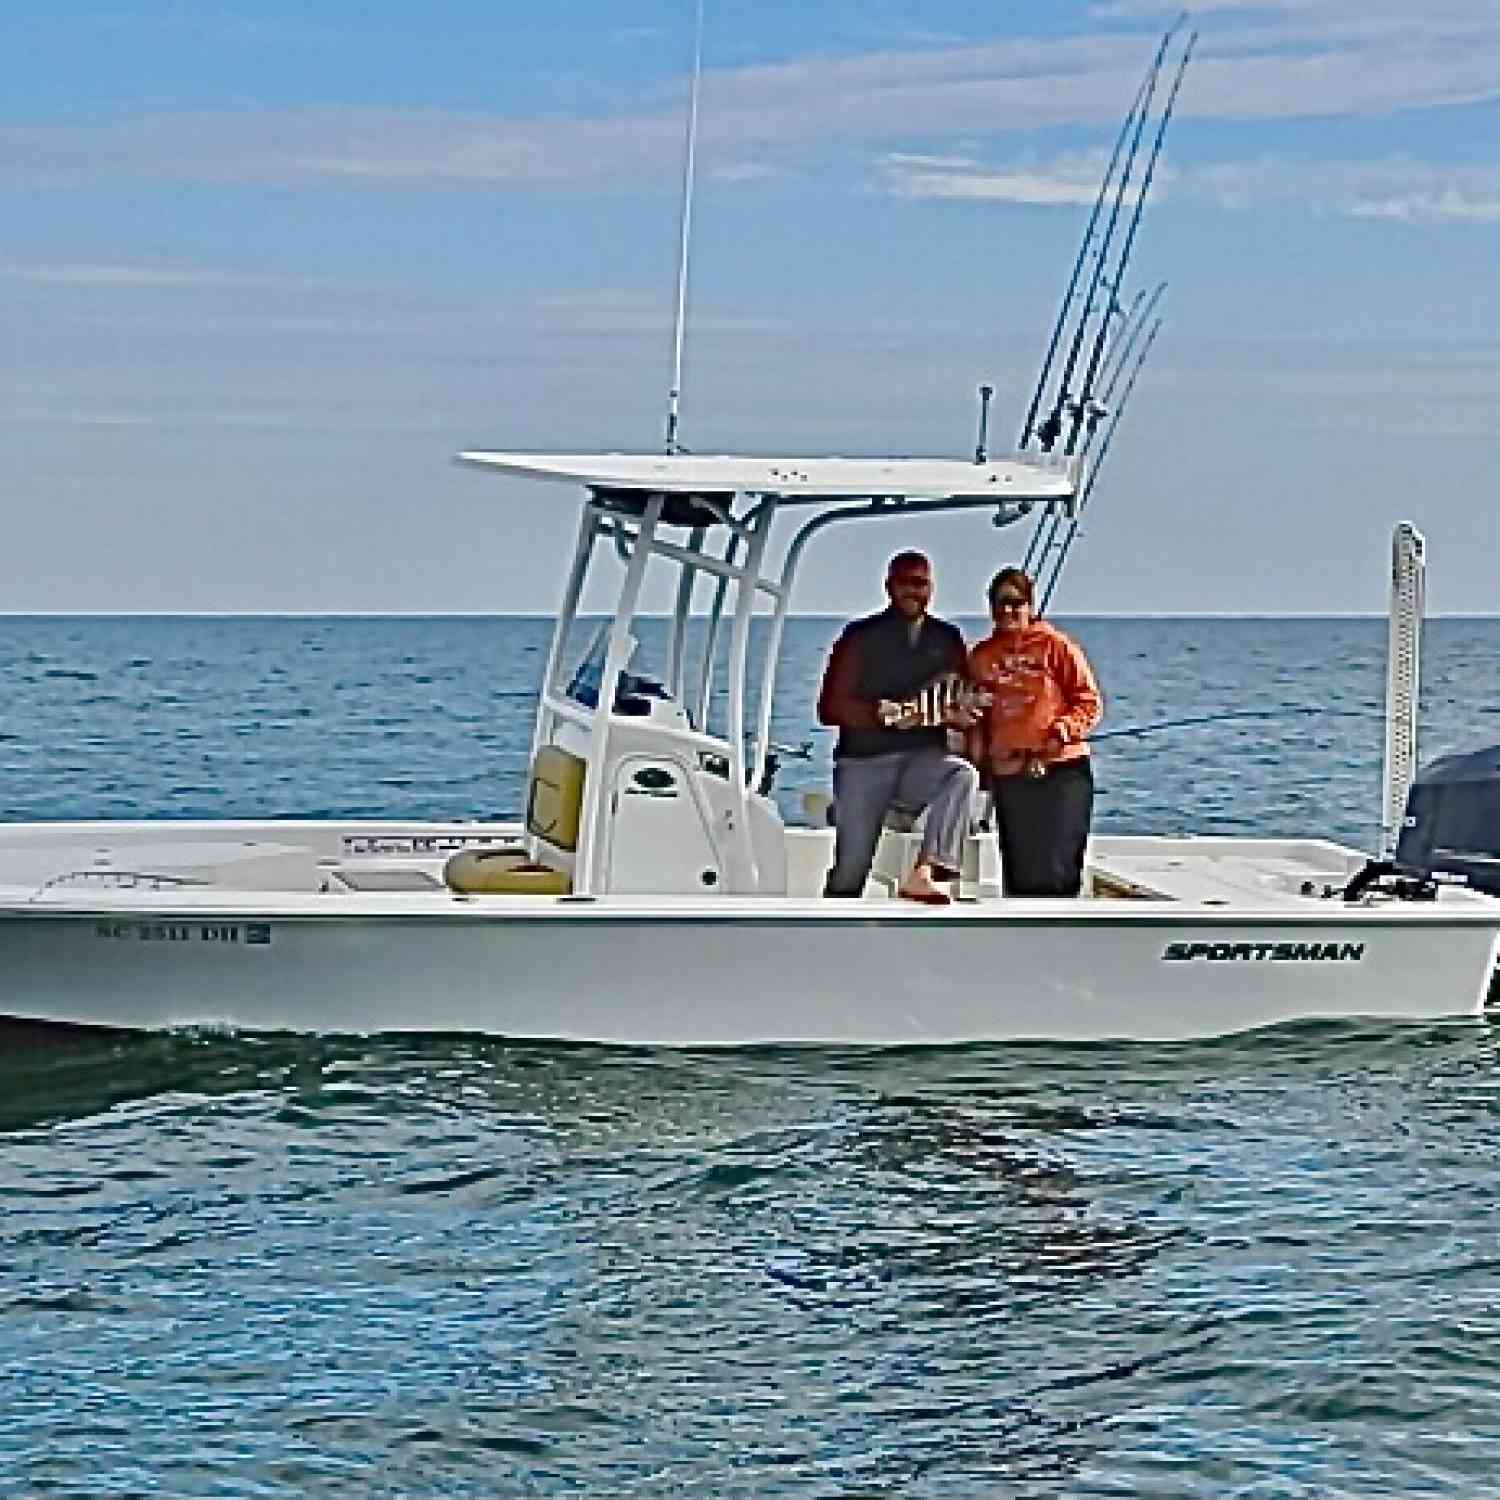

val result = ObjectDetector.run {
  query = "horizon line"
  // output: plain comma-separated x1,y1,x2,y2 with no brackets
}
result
3,610,1499,622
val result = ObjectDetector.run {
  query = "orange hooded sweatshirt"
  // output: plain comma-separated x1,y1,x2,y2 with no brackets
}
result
967,620,1102,777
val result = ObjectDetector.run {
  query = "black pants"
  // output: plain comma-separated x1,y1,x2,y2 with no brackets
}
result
991,758,1094,897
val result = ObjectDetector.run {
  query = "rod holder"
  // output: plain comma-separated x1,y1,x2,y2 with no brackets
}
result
974,384,994,464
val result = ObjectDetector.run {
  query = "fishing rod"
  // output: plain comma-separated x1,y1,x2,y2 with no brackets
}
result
1081,311,1164,495
1031,22,1179,455
1016,65,1156,451
1025,280,1163,578
663,0,706,456
1038,313,1163,611
1020,33,1192,594
1088,706,1387,746
1062,30,1195,458
1022,34,1193,607
1095,280,1165,403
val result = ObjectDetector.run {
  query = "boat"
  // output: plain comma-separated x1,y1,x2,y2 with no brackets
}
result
0,468,1496,1044
3,28,1497,1044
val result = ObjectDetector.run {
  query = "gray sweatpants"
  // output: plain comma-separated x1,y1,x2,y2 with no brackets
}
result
824,747,980,897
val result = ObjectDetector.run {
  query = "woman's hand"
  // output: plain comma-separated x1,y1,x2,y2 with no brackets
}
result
943,684,992,728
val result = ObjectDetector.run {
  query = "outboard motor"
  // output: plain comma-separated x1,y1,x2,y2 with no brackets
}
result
1395,744,1500,896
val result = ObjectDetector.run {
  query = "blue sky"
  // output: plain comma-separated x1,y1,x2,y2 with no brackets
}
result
2,0,1498,613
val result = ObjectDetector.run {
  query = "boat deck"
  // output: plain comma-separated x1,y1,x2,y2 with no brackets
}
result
0,819,1491,917
1088,835,1368,906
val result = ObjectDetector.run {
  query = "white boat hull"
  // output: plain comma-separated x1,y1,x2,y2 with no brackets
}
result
0,898,1494,1044
0,820,1493,1044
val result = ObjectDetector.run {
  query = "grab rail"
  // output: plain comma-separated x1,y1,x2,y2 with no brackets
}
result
29,869,209,902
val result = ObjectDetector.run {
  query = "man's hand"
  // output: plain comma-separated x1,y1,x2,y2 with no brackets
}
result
877,698,924,729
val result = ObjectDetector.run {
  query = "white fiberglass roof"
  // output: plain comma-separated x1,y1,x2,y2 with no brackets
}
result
456,450,1079,505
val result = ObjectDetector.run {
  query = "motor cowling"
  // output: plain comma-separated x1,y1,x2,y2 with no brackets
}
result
1395,743,1500,895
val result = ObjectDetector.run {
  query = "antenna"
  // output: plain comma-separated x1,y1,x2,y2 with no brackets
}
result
664,0,706,456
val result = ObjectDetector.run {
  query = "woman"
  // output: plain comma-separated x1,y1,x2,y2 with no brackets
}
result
967,567,1102,896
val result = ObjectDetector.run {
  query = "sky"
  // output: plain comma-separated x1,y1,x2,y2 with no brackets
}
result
1,0,1498,615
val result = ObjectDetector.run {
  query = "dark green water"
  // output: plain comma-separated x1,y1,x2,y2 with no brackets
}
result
6,1024,1500,1496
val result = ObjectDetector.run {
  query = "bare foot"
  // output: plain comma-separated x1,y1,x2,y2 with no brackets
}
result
899,863,953,906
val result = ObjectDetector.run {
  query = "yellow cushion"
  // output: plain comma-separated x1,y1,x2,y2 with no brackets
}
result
527,745,586,852
444,848,572,896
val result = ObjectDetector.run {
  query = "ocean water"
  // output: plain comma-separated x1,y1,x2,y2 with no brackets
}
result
3,615,1500,1497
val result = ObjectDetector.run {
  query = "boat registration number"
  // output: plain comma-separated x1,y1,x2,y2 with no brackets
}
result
94,921,272,946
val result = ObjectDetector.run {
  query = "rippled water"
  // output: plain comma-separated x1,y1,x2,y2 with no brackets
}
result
4,616,1500,1496
8,1026,1500,1496
3,613,1497,842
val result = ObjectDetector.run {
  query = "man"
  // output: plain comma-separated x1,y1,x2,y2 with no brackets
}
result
816,550,980,903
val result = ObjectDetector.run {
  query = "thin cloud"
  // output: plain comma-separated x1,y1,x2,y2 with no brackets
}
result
1183,155,1500,224
1352,192,1500,225
877,148,1148,206
523,290,791,338
706,160,791,184
1,10,1497,193
1089,0,1500,31
839,23,970,50
0,108,683,188
70,7,342,47
1089,0,1500,107
0,63,1170,192
878,144,1500,227
0,261,377,291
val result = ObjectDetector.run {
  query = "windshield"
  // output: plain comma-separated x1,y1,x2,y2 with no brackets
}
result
564,624,636,709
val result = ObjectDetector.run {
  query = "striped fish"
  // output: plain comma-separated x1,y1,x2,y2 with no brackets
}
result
878,673,991,728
